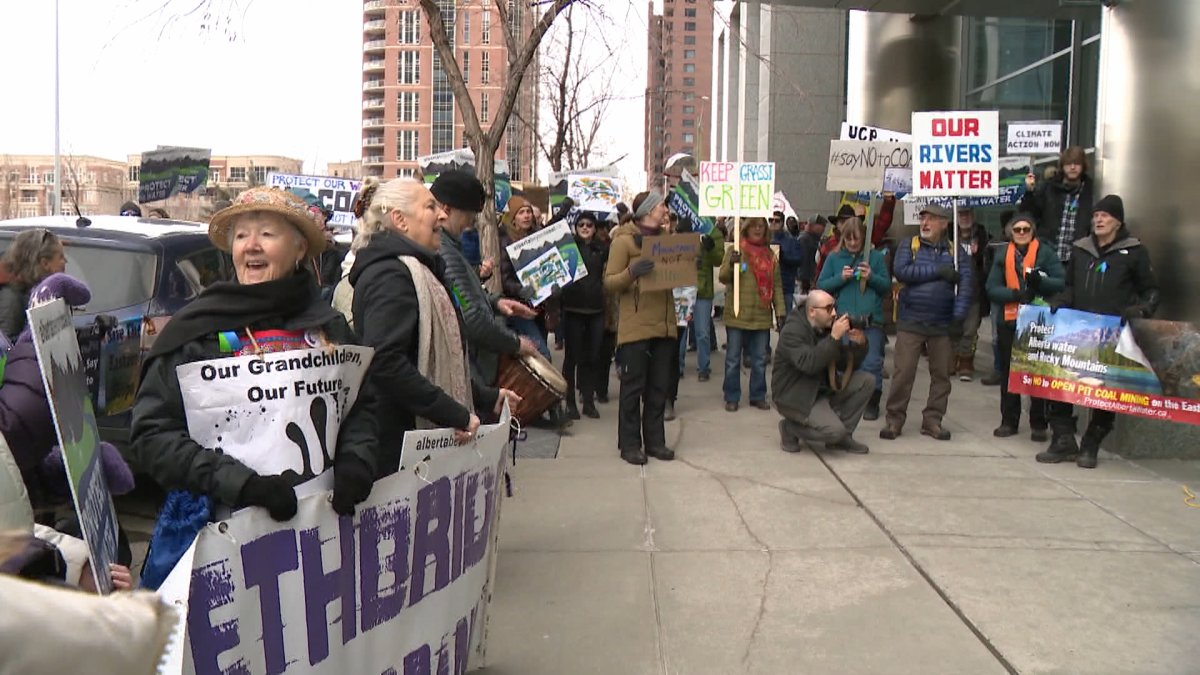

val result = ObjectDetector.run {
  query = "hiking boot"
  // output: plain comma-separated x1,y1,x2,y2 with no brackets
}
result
664,401,677,421
1030,427,1049,443
980,371,1003,386
827,435,870,454
779,420,803,453
863,390,881,421
595,393,609,404
1036,435,1079,463
879,425,901,440
993,424,1018,438
1076,428,1105,469
646,446,675,461
582,401,600,419
921,425,952,441
725,401,739,412
697,371,710,382
620,447,647,466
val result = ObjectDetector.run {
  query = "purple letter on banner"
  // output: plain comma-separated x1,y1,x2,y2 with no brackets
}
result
189,559,250,675
300,516,357,665
404,644,432,675
463,467,495,570
359,501,411,632
242,529,299,675
409,477,452,606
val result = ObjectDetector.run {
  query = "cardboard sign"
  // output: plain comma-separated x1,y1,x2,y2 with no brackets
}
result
697,161,775,217
640,233,703,291
175,346,374,480
827,141,912,192
27,299,119,594
840,122,912,143
911,111,1000,197
1006,121,1063,155
158,407,512,674
268,173,364,227
1009,306,1200,426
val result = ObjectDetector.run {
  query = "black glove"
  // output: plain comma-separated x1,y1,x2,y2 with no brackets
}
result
948,319,964,339
936,266,960,284
518,284,537,301
331,456,375,516
1016,288,1036,304
238,474,298,521
701,236,716,252
1025,269,1043,291
1121,305,1147,323
1048,300,1064,314
728,250,742,265
629,258,655,279
549,283,563,298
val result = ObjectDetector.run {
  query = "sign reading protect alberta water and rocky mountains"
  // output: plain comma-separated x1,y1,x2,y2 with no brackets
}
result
1009,305,1200,425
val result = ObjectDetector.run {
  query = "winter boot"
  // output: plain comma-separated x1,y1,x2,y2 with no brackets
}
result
1036,434,1079,463
863,390,882,421
1076,426,1108,469
581,399,600,419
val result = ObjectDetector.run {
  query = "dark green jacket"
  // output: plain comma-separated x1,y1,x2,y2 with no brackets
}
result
771,311,866,419
816,248,890,325
985,241,1066,322
696,228,726,300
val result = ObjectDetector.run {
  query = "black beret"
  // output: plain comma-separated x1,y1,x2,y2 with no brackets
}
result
431,170,488,212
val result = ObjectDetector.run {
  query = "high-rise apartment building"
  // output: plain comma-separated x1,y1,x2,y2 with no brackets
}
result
362,0,538,182
644,0,715,189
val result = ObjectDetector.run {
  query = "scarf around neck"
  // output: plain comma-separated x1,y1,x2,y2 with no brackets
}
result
149,269,337,358
741,240,775,308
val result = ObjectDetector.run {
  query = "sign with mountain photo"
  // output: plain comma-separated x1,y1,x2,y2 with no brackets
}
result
1009,305,1200,426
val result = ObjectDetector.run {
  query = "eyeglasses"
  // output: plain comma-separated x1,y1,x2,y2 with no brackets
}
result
577,222,595,228
1011,226,1033,234
812,304,836,312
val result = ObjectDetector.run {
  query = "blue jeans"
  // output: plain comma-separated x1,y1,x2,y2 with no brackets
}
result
693,298,714,375
723,327,769,403
861,326,885,392
508,316,551,360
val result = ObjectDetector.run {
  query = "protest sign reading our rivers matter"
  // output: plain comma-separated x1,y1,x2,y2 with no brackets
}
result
27,299,119,594
157,405,512,674
911,110,999,197
1009,305,1200,426
698,161,775,217
639,233,703,292
176,345,373,480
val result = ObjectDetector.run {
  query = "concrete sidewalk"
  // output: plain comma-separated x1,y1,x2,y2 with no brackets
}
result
483,344,1200,674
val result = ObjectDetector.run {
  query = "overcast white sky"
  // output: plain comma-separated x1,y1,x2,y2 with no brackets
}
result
0,0,649,186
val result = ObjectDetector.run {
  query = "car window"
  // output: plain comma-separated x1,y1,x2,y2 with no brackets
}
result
170,247,233,300
64,245,157,313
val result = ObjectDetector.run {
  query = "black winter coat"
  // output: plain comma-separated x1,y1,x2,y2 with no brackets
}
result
560,236,607,314
0,340,59,509
130,298,378,508
1054,228,1160,318
349,230,498,472
1019,174,1094,256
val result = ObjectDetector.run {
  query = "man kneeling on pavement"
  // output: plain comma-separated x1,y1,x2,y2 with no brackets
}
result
772,290,873,454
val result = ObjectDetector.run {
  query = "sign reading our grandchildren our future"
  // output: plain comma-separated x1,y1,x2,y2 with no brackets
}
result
911,110,1000,197
698,161,775,217
175,345,373,481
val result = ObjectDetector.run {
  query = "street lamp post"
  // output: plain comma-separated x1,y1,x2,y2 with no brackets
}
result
52,0,61,216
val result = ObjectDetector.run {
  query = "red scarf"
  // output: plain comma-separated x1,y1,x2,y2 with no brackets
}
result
741,240,775,308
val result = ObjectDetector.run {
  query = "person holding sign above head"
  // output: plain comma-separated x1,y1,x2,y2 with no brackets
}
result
1038,195,1159,469
349,178,518,473
985,214,1064,440
131,188,381,578
879,202,973,441
1019,146,1094,264
719,217,785,413
603,190,677,465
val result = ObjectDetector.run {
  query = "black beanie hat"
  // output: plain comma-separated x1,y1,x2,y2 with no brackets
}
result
431,170,488,212
1094,194,1124,223
1007,213,1037,230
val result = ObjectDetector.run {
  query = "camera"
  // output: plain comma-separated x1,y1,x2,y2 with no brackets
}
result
848,315,872,330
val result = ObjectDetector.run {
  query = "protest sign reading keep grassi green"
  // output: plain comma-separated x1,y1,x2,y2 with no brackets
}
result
698,161,775,217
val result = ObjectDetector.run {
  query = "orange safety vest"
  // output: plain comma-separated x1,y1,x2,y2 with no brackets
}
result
1003,239,1039,321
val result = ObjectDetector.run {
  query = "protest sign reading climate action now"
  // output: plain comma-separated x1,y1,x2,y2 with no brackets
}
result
698,161,775,217
911,111,999,197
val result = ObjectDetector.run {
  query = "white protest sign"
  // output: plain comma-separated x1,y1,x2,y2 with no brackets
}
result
826,140,912,192
567,174,624,212
175,345,373,480
698,161,775,217
1006,121,1063,155
883,167,913,195
911,110,1000,197
164,408,511,675
267,173,363,227
840,122,912,143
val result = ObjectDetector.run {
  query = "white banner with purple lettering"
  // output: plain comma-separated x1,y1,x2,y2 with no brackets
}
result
176,346,373,481
161,407,511,674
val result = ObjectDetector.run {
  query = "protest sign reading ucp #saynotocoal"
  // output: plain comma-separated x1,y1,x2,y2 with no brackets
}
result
826,140,912,192
268,173,363,227
159,408,512,674
698,161,775,217
27,299,120,594
911,111,999,197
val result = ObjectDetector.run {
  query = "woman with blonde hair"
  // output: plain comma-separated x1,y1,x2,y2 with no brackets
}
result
347,177,518,473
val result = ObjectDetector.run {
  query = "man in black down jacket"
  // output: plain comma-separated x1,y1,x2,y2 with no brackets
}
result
1038,195,1159,469
433,171,539,386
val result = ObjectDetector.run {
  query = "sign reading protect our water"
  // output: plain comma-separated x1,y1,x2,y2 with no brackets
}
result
698,161,775,217
1006,121,1063,155
268,173,363,227
911,110,1000,197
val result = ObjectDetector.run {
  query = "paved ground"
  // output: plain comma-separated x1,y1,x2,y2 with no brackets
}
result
483,334,1200,675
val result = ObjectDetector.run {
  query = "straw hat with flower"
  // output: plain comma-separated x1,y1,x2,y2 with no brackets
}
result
208,186,327,255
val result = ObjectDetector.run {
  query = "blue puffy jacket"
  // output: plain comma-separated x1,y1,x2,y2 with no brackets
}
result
772,231,805,296
893,235,973,327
